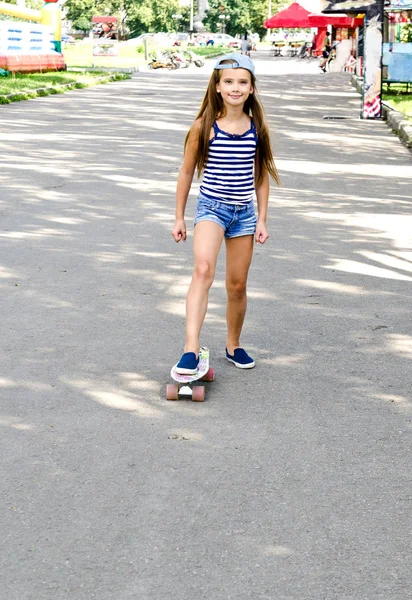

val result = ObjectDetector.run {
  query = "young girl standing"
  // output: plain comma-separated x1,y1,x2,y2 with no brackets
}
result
172,53,279,374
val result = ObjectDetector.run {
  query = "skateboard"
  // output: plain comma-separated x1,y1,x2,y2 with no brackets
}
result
166,347,215,402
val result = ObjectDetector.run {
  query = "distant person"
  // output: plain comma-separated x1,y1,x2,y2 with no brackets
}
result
320,32,332,72
324,32,332,54
171,54,280,373
251,33,259,51
241,33,249,55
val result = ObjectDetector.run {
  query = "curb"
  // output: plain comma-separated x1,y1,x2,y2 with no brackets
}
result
381,103,412,148
350,73,412,148
0,72,130,104
69,66,139,73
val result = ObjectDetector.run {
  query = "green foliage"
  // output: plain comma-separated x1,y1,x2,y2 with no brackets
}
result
400,23,412,43
63,0,190,37
0,0,43,7
62,0,275,38
125,0,190,37
204,0,282,37
64,0,96,32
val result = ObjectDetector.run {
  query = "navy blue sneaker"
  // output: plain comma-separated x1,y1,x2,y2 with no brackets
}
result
226,348,255,369
176,352,199,375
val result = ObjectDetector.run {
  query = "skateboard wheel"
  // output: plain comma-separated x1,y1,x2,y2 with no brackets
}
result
166,384,179,401
202,367,215,382
192,386,205,402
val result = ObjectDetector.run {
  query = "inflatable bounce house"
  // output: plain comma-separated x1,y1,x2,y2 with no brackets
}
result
0,0,65,73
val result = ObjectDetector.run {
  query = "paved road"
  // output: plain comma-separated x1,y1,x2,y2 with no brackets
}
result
1,54,412,600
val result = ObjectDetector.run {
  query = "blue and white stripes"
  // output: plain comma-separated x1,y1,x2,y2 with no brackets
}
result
199,120,257,205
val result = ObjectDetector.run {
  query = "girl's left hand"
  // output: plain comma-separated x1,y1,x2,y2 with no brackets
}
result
255,222,269,244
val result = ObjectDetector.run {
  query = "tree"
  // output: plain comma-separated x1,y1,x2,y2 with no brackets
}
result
63,0,97,32
204,0,283,38
63,0,190,37
401,23,412,43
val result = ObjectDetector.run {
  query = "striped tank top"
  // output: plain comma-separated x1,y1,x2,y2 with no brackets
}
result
199,119,258,205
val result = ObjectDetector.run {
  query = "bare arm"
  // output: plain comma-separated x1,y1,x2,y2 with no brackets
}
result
172,120,200,243
255,169,269,244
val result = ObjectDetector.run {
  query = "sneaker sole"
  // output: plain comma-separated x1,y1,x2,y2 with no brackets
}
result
226,357,255,369
175,367,198,375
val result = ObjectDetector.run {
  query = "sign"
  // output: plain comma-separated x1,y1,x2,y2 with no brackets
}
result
92,16,118,57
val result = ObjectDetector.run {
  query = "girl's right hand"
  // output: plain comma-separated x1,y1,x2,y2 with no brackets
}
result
172,219,187,243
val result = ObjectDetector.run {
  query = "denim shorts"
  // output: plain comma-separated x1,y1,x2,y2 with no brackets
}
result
194,194,257,239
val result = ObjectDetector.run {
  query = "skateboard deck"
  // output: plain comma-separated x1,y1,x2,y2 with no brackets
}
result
166,347,214,401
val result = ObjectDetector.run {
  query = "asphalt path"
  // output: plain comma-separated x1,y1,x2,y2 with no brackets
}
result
1,53,412,599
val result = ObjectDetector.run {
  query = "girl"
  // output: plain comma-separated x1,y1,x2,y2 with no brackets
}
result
172,53,279,374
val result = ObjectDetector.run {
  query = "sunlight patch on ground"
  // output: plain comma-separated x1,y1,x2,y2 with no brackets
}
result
0,377,53,391
0,378,16,387
4,133,68,143
295,279,371,295
40,216,86,225
168,277,192,297
294,89,359,98
126,119,187,132
157,299,225,322
270,188,411,209
134,252,173,259
277,159,412,178
284,130,392,151
118,373,159,392
269,252,301,262
261,354,309,366
17,289,74,309
157,299,186,317
387,334,412,359
0,228,74,240
0,266,21,279
262,545,294,557
358,251,412,274
324,259,412,281
0,415,34,431
305,212,412,250
64,377,163,417
100,174,176,194
374,393,410,406
247,289,279,300
123,269,177,286
93,251,129,263
1,160,72,176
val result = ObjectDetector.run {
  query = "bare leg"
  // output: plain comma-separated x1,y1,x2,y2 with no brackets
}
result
185,221,224,355
225,234,254,354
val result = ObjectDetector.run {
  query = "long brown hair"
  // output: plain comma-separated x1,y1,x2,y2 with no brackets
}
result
184,66,280,186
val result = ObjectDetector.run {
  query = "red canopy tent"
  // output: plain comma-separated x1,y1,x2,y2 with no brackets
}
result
264,2,312,29
265,2,363,29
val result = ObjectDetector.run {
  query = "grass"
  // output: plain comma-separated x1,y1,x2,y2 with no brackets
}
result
63,42,145,68
184,46,228,57
63,41,226,68
0,71,129,104
383,85,412,121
